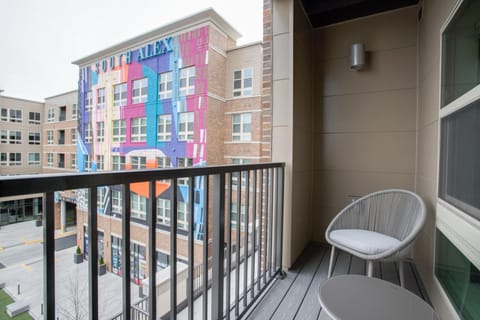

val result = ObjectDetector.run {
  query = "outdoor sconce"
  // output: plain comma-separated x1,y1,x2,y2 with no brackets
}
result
350,43,366,71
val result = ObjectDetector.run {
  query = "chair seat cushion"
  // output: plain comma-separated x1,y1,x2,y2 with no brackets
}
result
329,229,400,255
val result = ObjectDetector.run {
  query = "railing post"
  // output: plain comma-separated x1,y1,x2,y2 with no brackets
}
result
88,187,98,320
148,181,157,320
212,173,225,320
276,167,286,278
43,192,55,320
122,184,131,319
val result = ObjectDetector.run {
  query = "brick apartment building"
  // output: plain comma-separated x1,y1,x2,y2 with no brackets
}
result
72,9,264,282
0,95,44,225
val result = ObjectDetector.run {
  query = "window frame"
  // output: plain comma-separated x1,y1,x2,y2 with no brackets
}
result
436,0,480,284
97,88,105,109
179,66,195,96
112,119,126,143
178,112,194,141
233,67,253,97
131,117,147,142
29,112,41,124
84,123,92,143
132,78,148,104
29,131,40,145
28,152,40,165
96,121,105,142
157,114,172,141
158,71,173,100
114,83,127,107
232,112,252,142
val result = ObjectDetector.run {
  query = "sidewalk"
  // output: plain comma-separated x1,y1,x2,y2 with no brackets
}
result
0,221,140,319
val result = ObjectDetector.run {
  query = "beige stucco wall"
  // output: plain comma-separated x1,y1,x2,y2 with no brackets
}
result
311,7,418,242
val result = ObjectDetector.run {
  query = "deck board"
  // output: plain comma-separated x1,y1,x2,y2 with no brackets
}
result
246,244,431,320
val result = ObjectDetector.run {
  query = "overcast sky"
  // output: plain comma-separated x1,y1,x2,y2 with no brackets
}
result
0,0,262,102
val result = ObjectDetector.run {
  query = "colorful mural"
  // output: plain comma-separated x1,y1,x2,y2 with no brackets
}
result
77,26,209,240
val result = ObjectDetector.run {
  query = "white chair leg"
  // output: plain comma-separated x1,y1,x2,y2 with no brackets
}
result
327,246,336,278
367,261,374,277
399,261,405,287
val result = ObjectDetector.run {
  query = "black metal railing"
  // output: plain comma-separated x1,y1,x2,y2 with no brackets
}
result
0,163,285,320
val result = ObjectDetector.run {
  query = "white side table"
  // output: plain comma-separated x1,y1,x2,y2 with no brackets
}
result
318,275,438,320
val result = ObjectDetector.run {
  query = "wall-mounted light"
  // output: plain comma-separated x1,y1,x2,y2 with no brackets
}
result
350,43,366,71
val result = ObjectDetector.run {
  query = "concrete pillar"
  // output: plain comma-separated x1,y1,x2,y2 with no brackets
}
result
60,200,66,233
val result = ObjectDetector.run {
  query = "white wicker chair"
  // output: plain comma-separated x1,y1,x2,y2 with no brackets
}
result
325,189,426,287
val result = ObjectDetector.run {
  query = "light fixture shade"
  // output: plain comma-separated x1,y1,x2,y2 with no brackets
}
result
350,43,366,70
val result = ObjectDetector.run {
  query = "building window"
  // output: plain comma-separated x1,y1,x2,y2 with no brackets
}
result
59,106,66,121
178,112,194,141
157,114,172,141
177,157,193,185
85,123,92,143
84,155,92,171
179,66,195,96
58,153,65,168
47,130,54,144
58,130,65,145
29,112,41,124
112,190,123,214
131,156,146,169
132,78,148,104
71,155,76,169
114,83,127,107
112,155,126,171
72,104,78,120
86,91,93,112
156,251,170,270
0,108,7,121
96,121,105,142
157,156,171,168
28,153,40,165
131,117,147,142
0,152,6,166
29,132,40,145
232,113,251,141
47,108,55,122
233,68,253,97
112,119,126,143
131,193,147,220
157,198,171,225
158,71,172,99
8,153,21,166
71,129,76,144
97,88,105,109
437,2,480,317
9,109,22,123
177,201,188,230
231,203,246,231
97,187,107,214
0,130,7,143
96,155,104,170
8,131,22,144
47,153,54,167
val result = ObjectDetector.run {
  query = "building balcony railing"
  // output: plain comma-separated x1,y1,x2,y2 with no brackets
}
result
0,162,285,320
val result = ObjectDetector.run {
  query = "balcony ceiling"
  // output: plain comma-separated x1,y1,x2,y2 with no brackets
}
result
300,0,419,27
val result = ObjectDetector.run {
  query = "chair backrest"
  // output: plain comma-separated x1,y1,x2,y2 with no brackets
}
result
362,190,425,241
330,189,426,242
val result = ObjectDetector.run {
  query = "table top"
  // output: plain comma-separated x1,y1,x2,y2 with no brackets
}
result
318,275,438,320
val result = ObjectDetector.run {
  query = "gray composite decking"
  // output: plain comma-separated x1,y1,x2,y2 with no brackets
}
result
245,244,431,320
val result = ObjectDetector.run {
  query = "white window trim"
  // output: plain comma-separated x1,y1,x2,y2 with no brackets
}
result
233,67,253,97
112,120,126,143
436,0,480,273
157,114,172,141
114,83,127,107
178,112,194,141
232,112,252,142
179,66,195,96
132,78,148,104
131,117,147,142
158,72,173,100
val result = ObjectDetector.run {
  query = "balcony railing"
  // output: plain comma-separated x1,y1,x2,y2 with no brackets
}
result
0,162,285,320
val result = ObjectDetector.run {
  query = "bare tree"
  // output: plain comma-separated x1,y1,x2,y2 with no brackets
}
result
56,272,88,320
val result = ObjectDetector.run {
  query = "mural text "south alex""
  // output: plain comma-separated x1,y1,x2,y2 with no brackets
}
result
93,37,174,73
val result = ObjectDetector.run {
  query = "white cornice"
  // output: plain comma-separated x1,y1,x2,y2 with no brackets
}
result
72,8,241,67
